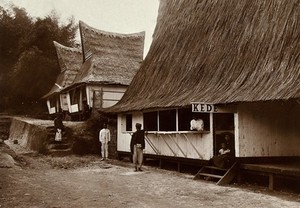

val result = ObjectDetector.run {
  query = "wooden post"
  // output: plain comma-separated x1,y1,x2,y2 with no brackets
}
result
269,173,274,190
177,161,181,172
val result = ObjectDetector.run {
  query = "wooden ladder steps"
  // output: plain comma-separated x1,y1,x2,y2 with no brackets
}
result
202,166,228,171
198,172,223,179
194,161,239,185
46,126,73,156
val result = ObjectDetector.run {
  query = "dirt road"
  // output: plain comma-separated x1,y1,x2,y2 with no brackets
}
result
1,142,300,208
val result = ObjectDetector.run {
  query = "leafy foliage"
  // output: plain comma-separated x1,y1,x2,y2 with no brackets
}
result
0,5,78,114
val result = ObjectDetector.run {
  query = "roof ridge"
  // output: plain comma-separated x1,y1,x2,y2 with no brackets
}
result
53,41,82,54
79,20,145,38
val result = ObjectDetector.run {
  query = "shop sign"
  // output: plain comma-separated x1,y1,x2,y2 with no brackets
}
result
192,103,217,113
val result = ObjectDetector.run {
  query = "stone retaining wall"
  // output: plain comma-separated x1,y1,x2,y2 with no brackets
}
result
7,117,118,158
9,117,50,154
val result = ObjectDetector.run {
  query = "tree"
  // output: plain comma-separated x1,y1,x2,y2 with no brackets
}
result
0,5,78,114
0,6,33,111
10,47,57,101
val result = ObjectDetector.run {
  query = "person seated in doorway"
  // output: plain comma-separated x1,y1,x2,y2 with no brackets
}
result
212,143,233,169
219,143,231,155
223,134,235,157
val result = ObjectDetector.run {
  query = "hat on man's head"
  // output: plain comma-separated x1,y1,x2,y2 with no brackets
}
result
136,123,142,128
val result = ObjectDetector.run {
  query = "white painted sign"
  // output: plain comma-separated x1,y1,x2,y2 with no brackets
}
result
192,103,217,113
70,104,79,113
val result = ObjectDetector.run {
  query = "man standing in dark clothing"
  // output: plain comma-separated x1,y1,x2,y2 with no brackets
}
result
130,123,145,171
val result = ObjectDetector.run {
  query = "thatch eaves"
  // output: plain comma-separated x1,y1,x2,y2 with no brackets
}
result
107,0,300,113
72,21,145,86
42,41,82,98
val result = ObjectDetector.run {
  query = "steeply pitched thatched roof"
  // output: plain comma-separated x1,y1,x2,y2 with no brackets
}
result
70,21,145,86
42,41,82,98
107,0,300,113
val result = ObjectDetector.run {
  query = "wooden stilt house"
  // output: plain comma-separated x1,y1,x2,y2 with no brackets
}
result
105,0,300,186
61,21,145,120
42,41,82,118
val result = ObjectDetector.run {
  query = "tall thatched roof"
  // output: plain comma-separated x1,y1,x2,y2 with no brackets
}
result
42,41,82,98
107,0,300,113
70,21,145,86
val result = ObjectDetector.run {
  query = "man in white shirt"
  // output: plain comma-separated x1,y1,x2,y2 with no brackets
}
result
190,117,204,131
99,123,111,161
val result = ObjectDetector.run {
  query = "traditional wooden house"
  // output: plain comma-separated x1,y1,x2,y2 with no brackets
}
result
42,41,82,117
61,21,145,120
106,0,300,185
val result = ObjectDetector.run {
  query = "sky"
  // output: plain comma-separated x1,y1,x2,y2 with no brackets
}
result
0,0,159,56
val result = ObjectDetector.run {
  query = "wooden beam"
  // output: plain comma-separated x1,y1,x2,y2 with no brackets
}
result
168,134,187,157
183,134,202,158
217,161,239,186
145,135,160,155
159,134,177,156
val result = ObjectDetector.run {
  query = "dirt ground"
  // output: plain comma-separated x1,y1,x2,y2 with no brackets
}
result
1,141,300,208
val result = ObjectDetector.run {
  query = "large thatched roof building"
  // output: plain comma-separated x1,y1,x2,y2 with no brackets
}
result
60,21,145,119
109,0,300,112
42,41,82,115
43,41,82,99
69,21,145,87
108,0,300,176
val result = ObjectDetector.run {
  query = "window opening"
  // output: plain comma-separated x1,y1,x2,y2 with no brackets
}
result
178,107,210,131
159,109,176,131
70,88,80,105
126,114,132,131
214,113,235,156
143,111,158,131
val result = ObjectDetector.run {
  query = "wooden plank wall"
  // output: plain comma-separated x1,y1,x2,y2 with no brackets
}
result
238,100,300,157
